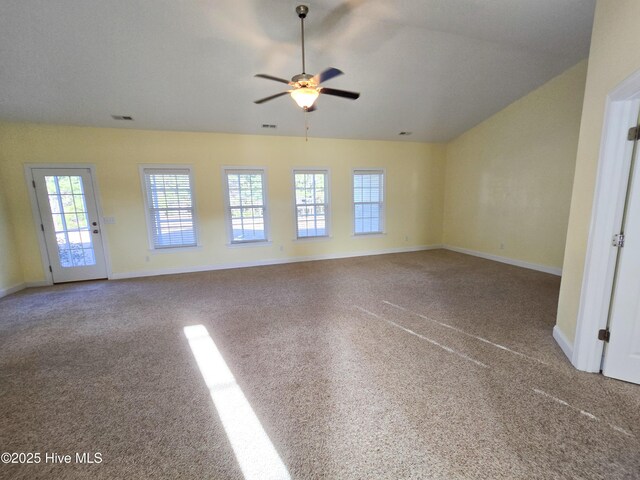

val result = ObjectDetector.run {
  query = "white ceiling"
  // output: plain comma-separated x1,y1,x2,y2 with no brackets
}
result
0,0,595,142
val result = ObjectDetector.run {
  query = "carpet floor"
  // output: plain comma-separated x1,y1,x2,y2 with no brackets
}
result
0,250,638,479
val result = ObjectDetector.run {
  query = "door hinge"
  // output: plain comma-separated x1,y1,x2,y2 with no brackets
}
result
48,265,53,273
32,180,36,188
628,126,640,141
612,233,625,247
598,328,610,342
40,224,44,232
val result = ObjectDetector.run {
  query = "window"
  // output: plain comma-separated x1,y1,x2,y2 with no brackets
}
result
141,167,197,249
294,170,329,238
224,169,268,243
353,169,385,234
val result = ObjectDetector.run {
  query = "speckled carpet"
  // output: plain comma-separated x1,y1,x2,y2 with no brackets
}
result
0,250,638,479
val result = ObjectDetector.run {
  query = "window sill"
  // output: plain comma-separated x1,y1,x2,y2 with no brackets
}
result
351,232,387,238
293,235,332,243
149,245,203,254
226,240,272,248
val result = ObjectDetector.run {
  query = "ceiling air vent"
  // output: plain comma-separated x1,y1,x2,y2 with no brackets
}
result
398,131,412,136
111,115,134,121
261,124,277,129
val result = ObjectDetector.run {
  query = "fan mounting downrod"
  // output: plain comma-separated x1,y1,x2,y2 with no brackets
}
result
296,5,309,74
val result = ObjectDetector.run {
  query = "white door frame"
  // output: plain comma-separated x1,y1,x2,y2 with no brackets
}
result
572,69,640,372
24,163,113,285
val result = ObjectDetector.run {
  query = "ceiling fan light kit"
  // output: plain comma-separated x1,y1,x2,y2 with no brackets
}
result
290,87,319,108
254,5,360,114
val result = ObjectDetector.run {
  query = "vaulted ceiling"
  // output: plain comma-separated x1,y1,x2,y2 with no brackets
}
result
0,0,595,142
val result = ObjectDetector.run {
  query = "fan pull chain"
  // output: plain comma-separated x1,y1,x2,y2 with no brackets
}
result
304,111,309,141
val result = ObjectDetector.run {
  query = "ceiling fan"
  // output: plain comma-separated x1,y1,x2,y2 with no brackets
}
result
254,4,360,112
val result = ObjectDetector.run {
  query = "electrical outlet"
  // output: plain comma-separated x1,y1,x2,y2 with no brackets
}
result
500,242,505,250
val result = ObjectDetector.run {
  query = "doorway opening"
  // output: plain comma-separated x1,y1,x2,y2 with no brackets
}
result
572,69,640,385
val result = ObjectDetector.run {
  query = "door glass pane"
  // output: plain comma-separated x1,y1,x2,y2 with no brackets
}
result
77,213,88,229
45,176,58,194
61,194,75,213
65,213,79,230
45,175,97,268
48,195,61,213
71,176,84,195
74,195,86,212
58,176,72,194
52,214,64,232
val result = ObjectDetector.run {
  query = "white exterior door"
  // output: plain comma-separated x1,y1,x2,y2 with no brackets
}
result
32,168,107,283
603,135,640,384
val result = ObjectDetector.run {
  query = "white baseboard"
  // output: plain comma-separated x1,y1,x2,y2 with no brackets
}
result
0,282,26,299
110,244,444,280
443,245,562,276
25,280,52,288
553,325,574,361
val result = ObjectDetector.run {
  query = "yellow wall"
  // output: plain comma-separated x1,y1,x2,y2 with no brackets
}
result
0,165,24,294
443,60,588,270
557,0,640,342
0,123,446,283
0,59,591,291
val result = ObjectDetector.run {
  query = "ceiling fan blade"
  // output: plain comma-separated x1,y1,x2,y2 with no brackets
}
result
254,91,290,104
312,67,344,85
319,87,360,100
255,74,291,85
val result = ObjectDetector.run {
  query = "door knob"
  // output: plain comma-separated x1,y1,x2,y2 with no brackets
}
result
92,221,97,226
93,229,99,234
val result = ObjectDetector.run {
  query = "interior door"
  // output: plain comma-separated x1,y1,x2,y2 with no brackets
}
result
603,128,640,384
32,168,107,283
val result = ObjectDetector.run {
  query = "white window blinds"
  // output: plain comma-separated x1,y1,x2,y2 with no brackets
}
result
143,168,197,249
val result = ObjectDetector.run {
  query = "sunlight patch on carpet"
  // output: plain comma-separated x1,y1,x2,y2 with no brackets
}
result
184,325,290,480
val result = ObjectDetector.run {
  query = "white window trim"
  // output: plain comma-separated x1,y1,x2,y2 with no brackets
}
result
149,245,203,255
139,164,200,251
352,168,386,236
293,235,333,243
226,240,273,249
292,168,331,240
222,166,271,246
350,232,387,238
